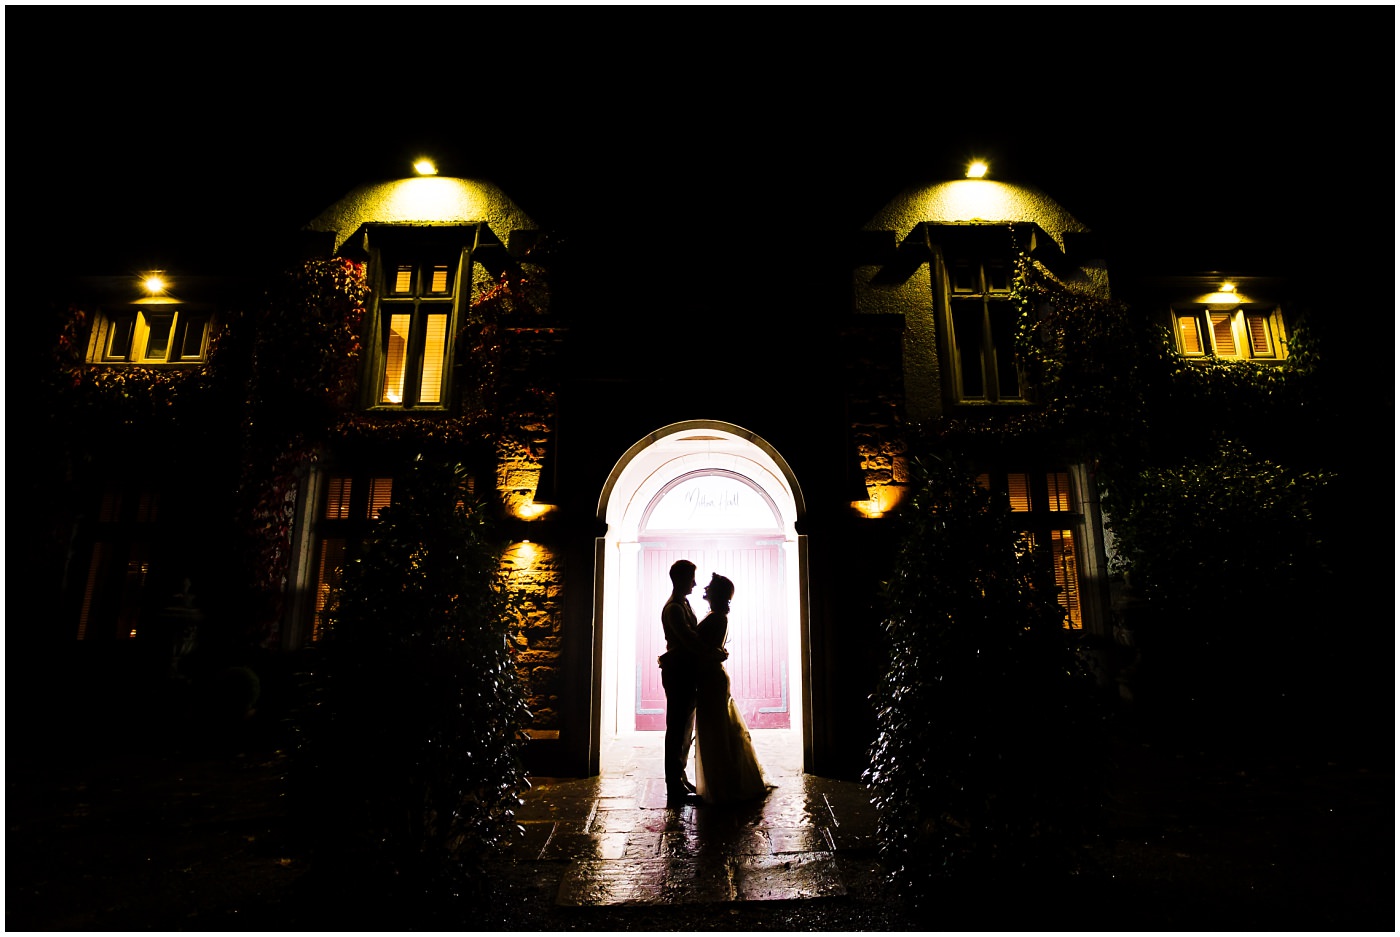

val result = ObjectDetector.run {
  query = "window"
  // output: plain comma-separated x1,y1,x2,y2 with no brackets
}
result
977,468,1083,629
365,235,473,409
310,473,394,642
75,482,160,640
1173,305,1285,360
88,307,210,365
941,252,1022,403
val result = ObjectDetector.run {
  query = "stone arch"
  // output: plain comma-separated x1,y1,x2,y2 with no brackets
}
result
594,420,811,771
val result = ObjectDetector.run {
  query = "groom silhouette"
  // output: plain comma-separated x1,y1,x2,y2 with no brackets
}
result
658,559,724,804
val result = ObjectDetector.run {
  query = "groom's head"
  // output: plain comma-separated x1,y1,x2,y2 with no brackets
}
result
669,559,697,592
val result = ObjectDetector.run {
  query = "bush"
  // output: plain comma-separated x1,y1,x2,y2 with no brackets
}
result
288,457,530,906
864,454,1108,900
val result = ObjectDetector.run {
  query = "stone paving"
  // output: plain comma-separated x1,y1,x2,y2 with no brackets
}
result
509,729,885,907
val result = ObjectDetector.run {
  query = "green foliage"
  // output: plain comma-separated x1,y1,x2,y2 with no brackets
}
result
864,454,1107,896
234,260,367,640
251,258,366,421
290,457,531,900
1102,438,1335,616
1006,252,1341,735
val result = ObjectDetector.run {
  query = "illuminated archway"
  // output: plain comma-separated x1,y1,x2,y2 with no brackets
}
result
595,421,809,771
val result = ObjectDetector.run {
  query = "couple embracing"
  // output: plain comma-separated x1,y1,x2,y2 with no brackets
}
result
657,559,770,806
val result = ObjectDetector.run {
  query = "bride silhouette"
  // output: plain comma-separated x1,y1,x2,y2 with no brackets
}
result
693,573,770,805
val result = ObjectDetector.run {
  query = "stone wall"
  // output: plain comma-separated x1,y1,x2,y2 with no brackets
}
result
501,541,563,730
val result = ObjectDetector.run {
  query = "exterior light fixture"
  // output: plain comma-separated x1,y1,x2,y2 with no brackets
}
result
142,273,168,294
413,159,438,176
966,160,989,179
1219,281,1236,293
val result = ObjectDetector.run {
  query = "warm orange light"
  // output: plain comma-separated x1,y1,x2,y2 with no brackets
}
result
413,159,438,176
504,540,538,570
852,500,885,519
1219,281,1236,293
966,160,989,179
142,274,167,294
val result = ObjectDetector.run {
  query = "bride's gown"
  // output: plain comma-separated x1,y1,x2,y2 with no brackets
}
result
693,610,768,805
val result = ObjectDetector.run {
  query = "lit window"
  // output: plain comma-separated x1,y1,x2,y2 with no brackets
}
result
91,308,210,365
944,256,1022,403
1007,473,1031,512
310,474,394,642
981,467,1083,629
1172,306,1285,361
1048,528,1081,628
368,244,467,410
312,538,347,643
429,265,450,293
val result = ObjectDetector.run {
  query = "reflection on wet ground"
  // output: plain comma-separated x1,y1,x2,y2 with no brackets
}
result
510,729,884,906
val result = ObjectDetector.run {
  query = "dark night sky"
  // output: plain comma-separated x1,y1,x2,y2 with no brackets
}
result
14,7,1393,308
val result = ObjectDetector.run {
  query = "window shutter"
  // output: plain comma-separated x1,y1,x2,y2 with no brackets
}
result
1247,314,1275,357
430,265,449,293
1050,529,1082,629
325,477,352,519
417,313,448,404
381,314,411,403
1047,472,1071,512
1007,473,1031,512
393,266,413,293
368,478,393,518
1177,314,1204,356
1210,312,1238,357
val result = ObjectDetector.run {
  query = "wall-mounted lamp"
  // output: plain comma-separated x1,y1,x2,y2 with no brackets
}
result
966,160,989,179
136,271,181,306
413,158,438,176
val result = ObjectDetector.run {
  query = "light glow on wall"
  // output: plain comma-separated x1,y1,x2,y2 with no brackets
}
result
504,540,539,570
852,483,906,519
374,176,488,222
935,178,1021,223
516,498,554,520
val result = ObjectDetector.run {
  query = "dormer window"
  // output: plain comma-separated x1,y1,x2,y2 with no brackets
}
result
1173,305,1285,360
361,226,480,411
943,254,1022,403
88,307,210,365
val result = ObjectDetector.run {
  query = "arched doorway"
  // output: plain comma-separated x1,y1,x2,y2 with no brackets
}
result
596,421,809,773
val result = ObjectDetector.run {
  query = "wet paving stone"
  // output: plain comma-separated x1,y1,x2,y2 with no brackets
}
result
768,825,834,854
535,731,880,906
732,853,845,901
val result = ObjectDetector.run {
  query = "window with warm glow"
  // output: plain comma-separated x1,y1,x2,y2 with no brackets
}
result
366,240,468,410
942,252,1022,403
88,308,210,365
1172,306,1285,361
310,472,395,642
976,467,1083,629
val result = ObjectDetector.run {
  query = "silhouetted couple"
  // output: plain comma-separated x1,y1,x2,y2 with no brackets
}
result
657,559,768,806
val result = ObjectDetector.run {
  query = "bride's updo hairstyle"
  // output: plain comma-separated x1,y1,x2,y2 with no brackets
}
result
707,573,735,612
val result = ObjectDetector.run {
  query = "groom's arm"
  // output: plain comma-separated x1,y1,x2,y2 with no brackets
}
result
662,604,727,661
